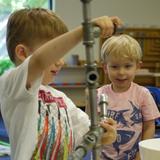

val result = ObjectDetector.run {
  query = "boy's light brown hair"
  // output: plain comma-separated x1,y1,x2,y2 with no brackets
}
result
6,8,68,63
101,34,143,63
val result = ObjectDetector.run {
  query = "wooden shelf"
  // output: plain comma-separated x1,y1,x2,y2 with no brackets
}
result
52,68,160,107
104,70,160,87
50,83,86,88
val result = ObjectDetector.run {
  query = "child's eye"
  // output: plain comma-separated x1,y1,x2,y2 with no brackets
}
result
125,64,133,68
110,65,119,69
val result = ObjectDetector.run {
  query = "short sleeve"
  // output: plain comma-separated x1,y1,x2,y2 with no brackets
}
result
141,89,160,121
1,56,42,100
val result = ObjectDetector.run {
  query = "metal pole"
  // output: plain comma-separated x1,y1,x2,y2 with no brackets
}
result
80,0,101,159
69,1,110,159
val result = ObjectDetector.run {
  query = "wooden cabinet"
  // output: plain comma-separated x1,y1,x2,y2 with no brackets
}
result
124,28,160,72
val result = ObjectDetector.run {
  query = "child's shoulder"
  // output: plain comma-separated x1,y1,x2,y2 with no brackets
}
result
131,82,150,95
0,68,15,87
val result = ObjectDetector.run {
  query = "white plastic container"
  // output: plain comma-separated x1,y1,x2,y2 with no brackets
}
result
139,138,160,160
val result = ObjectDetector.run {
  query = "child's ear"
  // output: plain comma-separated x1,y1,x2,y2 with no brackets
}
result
15,44,29,62
137,61,143,69
103,63,108,74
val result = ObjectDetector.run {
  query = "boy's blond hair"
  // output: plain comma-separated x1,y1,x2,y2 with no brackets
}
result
101,34,142,63
6,8,68,63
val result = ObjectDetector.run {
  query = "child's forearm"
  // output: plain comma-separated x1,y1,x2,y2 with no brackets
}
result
141,120,155,140
31,26,83,71
136,121,155,160
135,152,141,160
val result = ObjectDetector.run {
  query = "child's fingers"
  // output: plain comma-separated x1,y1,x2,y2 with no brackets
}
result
101,17,115,37
110,16,123,27
92,16,117,38
92,16,123,38
100,119,116,132
100,121,117,145
101,16,123,38
101,118,117,126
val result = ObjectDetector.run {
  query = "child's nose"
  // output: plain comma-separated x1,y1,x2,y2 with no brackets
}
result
118,67,125,74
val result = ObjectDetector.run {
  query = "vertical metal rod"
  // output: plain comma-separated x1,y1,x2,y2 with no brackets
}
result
81,0,98,127
81,0,101,159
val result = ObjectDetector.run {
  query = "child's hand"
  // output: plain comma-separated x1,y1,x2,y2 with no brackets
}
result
100,118,117,145
92,16,123,38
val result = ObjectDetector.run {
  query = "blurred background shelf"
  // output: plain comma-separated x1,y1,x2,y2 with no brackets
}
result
52,66,160,108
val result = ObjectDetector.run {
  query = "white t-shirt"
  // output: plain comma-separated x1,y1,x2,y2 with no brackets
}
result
97,83,160,160
0,56,90,160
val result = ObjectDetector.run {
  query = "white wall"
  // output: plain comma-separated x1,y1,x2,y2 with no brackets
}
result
55,0,160,62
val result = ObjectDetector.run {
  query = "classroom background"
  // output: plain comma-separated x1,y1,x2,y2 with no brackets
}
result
0,0,160,159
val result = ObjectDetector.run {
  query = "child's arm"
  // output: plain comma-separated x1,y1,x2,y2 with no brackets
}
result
142,120,155,139
27,16,122,87
135,120,155,160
